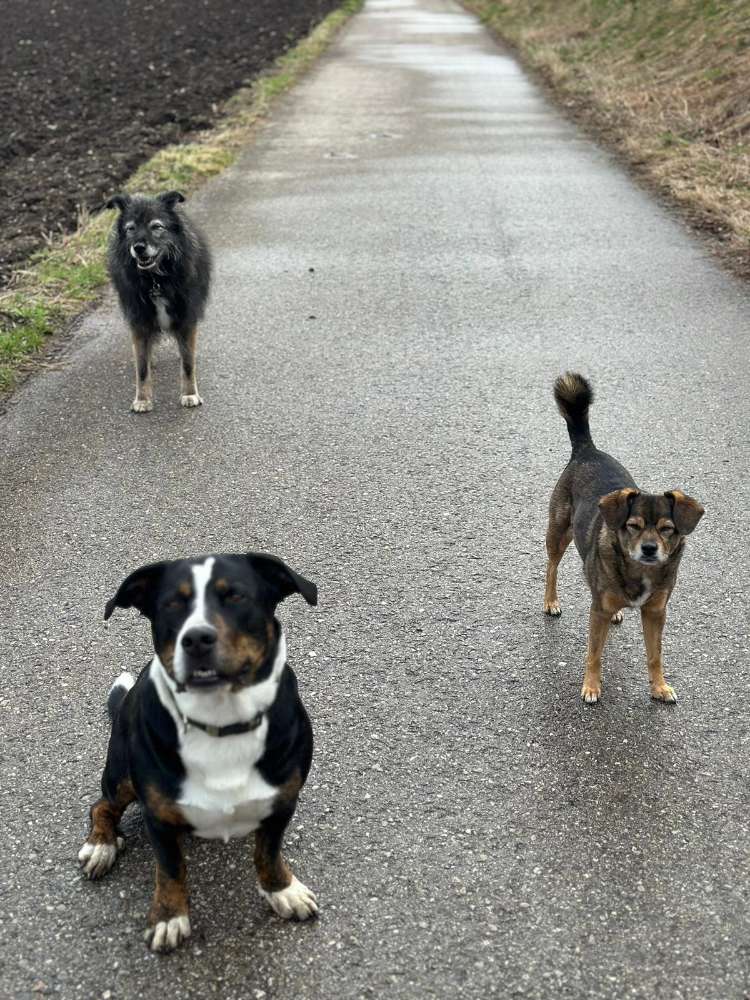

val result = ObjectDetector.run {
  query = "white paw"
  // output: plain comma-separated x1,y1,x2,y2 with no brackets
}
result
259,876,319,921
145,914,191,953
611,610,624,624
581,685,601,704
180,393,203,408
131,398,153,413
544,601,561,617
78,837,124,879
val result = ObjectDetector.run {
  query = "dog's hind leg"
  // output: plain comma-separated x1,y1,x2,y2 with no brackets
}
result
178,327,203,408
78,776,135,879
255,808,319,921
131,330,154,413
544,499,572,616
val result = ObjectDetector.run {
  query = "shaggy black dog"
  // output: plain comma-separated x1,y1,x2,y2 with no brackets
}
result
107,190,211,412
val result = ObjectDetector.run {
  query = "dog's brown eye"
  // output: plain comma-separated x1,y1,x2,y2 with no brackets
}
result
626,521,641,533
223,590,246,605
124,222,135,232
165,595,187,610
660,525,674,536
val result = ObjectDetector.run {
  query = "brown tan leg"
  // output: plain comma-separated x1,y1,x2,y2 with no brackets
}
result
78,779,135,879
582,604,612,703
131,332,154,413
641,596,676,703
178,327,202,407
144,820,191,952
255,812,319,920
544,524,573,616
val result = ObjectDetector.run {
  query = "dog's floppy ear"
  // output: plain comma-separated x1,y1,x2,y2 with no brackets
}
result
599,488,640,530
245,553,318,608
106,193,131,212
104,561,168,621
158,190,185,209
664,490,704,535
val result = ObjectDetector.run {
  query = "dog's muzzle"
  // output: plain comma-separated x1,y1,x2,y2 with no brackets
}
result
180,626,226,689
131,243,159,270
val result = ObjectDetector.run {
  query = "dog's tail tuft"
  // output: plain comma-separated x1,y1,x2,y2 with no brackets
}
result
107,672,135,722
553,372,594,451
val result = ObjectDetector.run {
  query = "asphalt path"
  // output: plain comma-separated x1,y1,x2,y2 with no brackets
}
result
2,1,749,997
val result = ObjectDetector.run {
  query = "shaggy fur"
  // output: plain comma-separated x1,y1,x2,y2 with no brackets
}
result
107,190,211,412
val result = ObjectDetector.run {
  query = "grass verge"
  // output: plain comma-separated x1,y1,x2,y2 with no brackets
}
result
465,0,750,275
0,0,362,397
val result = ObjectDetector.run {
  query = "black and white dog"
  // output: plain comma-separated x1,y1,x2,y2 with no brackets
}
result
106,190,211,413
79,552,319,952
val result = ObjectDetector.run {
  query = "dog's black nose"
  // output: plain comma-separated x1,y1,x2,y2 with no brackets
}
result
133,241,147,256
181,626,217,654
641,542,658,557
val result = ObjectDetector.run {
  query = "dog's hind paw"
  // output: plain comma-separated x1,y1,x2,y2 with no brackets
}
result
544,600,562,617
78,836,124,879
611,610,624,624
131,398,153,413
259,876,319,921
180,393,203,408
144,914,191,953
650,683,677,704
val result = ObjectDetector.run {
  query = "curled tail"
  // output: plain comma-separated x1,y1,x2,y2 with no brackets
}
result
553,372,594,452
107,672,135,722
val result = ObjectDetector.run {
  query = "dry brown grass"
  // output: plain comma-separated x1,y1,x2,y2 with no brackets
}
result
466,0,750,273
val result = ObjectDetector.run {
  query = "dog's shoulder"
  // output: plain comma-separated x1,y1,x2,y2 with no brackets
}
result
257,663,313,790
121,661,185,805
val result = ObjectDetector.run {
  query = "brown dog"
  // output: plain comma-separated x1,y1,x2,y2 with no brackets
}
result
544,373,704,704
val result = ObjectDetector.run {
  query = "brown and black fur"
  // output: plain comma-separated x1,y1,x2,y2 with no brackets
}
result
544,373,704,704
79,553,318,953
106,190,211,413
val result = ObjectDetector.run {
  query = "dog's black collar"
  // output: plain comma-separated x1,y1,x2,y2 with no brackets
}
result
183,712,264,738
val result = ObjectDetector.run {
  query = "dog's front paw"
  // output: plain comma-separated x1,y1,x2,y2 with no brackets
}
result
544,600,562,617
581,682,601,704
180,393,203,408
650,683,677,704
131,398,154,413
144,914,191,953
259,876,319,921
611,610,624,625
78,836,124,879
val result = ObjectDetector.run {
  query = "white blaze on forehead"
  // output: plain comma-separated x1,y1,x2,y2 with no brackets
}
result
174,557,216,683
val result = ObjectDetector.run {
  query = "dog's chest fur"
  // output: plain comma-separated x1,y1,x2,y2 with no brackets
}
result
177,724,277,841
151,292,171,332
149,652,287,842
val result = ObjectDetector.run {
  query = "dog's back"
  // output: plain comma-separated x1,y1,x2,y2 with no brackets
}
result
552,373,637,552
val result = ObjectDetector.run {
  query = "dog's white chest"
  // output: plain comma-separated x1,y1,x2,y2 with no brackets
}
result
153,294,171,331
177,725,278,842
629,580,652,608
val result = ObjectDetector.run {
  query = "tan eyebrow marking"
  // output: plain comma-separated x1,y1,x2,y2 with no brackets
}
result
178,581,193,597
214,578,229,594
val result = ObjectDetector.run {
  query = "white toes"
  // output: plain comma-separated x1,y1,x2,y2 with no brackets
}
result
611,610,624,624
260,876,319,921
146,914,191,953
78,837,123,879
180,393,203,408
131,398,154,413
